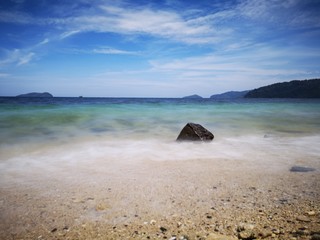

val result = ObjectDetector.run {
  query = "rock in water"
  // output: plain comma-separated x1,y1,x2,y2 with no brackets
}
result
176,123,214,142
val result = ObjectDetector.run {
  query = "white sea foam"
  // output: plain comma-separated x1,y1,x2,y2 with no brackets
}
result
1,98,320,187
1,134,319,187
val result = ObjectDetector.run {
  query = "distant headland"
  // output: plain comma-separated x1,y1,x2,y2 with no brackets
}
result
16,92,53,98
188,78,320,99
244,79,320,98
210,90,249,99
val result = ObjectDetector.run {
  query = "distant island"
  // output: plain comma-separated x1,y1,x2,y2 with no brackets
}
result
16,92,53,98
182,94,203,99
210,90,249,99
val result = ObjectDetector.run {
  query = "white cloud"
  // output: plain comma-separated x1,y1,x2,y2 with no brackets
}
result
38,38,49,45
59,4,225,45
92,48,138,55
2,0,319,46
0,49,23,66
17,52,35,66
60,30,81,39
148,44,317,92
0,49,35,67
236,0,320,28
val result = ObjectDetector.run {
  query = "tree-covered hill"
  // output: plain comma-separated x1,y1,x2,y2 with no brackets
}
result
244,79,320,98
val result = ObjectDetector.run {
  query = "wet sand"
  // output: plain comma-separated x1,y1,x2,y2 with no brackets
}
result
1,149,319,240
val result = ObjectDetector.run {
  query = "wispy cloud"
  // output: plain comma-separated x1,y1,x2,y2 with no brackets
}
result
17,52,35,65
1,0,319,46
0,3,226,45
236,0,320,28
0,49,36,67
0,73,10,78
60,30,81,39
92,47,139,55
38,38,50,45
63,5,220,44
56,47,139,56
148,43,319,92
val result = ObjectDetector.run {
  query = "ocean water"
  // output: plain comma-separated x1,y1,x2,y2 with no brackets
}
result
0,97,320,178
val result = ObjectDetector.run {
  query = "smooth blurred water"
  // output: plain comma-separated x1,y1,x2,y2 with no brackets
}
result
1,97,320,162
1,97,320,143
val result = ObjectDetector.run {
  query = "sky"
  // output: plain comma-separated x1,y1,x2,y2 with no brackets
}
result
0,0,320,97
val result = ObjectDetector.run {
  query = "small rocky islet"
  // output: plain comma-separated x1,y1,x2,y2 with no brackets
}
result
16,92,53,97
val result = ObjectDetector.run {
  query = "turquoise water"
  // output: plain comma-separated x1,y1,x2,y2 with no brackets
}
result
0,97,320,163
1,97,320,144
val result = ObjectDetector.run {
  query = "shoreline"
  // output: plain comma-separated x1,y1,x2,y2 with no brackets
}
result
1,156,319,239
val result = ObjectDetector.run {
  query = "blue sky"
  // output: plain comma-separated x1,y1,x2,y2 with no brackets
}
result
0,0,319,97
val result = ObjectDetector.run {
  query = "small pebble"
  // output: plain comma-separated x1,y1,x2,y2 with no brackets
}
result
296,215,311,222
258,230,272,238
307,211,316,216
207,233,238,240
239,230,254,239
95,203,109,211
160,226,167,232
311,234,320,240
179,236,189,240
272,229,280,234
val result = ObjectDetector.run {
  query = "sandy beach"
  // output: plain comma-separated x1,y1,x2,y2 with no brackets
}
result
1,0,320,237
1,138,319,240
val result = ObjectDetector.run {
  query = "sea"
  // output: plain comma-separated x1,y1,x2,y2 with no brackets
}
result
0,97,320,179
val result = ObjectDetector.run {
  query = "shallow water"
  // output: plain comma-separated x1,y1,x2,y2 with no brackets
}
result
0,97,320,172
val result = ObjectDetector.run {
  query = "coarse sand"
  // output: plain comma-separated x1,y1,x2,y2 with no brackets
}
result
1,154,319,240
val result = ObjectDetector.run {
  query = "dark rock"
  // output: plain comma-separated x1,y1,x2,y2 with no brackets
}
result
278,198,289,204
160,226,167,232
290,166,316,172
311,233,320,240
177,123,214,142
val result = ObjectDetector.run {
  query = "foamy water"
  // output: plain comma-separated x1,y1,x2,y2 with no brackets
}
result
0,97,320,185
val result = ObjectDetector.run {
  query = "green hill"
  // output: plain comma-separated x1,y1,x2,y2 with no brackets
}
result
244,79,320,98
